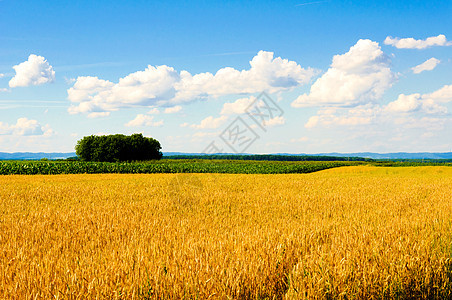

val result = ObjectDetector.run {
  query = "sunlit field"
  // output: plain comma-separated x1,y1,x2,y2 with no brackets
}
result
1,166,451,299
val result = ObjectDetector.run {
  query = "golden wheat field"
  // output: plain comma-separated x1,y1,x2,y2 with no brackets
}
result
0,166,451,299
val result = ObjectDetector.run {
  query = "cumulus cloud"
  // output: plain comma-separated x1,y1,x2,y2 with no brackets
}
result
9,55,55,88
0,118,53,136
306,83,452,129
0,122,11,135
411,58,440,74
305,105,380,128
68,51,316,117
422,84,452,104
0,73,4,78
220,96,256,115
386,94,422,113
164,105,182,114
292,39,395,108
265,116,286,127
386,84,451,115
87,112,111,118
384,34,451,49
189,115,228,129
125,114,164,127
148,107,160,114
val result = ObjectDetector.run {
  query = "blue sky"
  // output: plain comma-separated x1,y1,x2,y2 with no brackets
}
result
0,0,451,153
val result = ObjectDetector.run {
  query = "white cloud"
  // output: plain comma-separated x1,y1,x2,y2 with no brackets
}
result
64,77,76,84
386,84,451,115
13,118,44,135
306,83,452,129
148,107,160,114
0,118,53,136
0,122,12,135
0,73,4,78
384,34,452,49
292,39,395,108
125,114,164,127
164,105,182,114
0,88,8,92
421,99,448,115
411,58,440,74
264,116,286,127
88,112,111,118
220,96,256,115
305,105,379,128
386,93,422,113
190,115,228,129
9,54,55,88
67,51,316,116
422,84,452,103
393,116,449,132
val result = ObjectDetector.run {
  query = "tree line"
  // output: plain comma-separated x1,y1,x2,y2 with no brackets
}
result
163,154,373,162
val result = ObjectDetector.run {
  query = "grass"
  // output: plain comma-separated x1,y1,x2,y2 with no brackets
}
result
0,166,451,299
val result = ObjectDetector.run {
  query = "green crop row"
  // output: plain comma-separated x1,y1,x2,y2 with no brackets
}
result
0,160,358,175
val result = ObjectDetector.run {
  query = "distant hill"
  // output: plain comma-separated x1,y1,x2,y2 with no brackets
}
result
0,152,76,160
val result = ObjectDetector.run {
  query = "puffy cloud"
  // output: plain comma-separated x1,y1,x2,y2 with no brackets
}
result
220,96,256,115
189,116,228,129
386,94,422,113
148,107,160,114
421,99,448,115
68,51,316,117
125,114,164,127
164,106,182,114
422,84,452,103
292,39,395,108
265,116,286,127
386,84,451,114
0,73,4,78
67,70,174,116
13,118,44,135
0,118,53,136
306,83,452,129
384,34,451,49
9,55,55,88
305,105,379,128
411,58,440,74
87,112,111,118
0,122,12,135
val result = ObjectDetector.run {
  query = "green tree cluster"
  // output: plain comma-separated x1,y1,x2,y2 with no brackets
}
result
75,134,162,162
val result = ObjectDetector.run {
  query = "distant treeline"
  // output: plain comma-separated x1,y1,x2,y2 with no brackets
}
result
163,154,374,162
372,160,452,165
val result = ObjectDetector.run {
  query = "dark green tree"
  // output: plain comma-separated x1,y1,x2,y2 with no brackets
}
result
75,134,162,162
